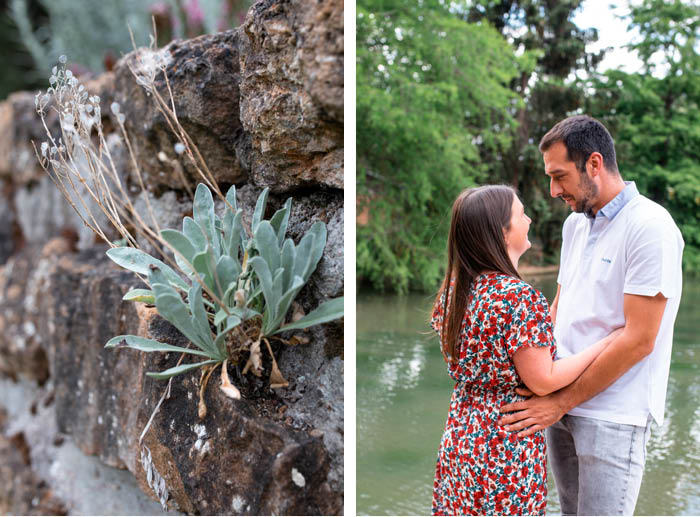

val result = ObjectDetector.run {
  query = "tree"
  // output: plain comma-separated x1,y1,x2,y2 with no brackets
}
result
464,0,604,261
356,0,521,292
586,0,700,272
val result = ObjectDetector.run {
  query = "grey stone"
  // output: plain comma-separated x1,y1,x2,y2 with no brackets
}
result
0,377,176,516
239,0,343,192
113,30,250,193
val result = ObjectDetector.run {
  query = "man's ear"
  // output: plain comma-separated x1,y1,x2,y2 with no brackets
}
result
587,152,604,177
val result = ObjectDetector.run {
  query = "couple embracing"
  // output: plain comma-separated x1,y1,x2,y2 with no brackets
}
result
430,116,684,516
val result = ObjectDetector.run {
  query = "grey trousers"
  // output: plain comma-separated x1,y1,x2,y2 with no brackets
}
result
546,414,653,516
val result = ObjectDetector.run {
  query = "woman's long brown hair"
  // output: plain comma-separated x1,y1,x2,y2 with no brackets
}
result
433,185,521,364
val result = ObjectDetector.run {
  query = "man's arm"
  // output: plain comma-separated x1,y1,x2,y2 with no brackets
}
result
499,292,667,437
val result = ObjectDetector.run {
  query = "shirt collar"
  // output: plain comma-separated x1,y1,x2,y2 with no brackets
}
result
596,181,638,220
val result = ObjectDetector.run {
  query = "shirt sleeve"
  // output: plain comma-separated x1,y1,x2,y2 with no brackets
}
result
503,285,556,358
623,215,684,298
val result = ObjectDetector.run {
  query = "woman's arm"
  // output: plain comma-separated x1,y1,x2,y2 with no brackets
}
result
512,328,622,396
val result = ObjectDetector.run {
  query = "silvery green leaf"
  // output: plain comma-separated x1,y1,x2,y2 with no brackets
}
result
267,275,304,335
105,335,212,358
224,211,243,264
274,297,344,334
281,238,296,292
303,222,327,280
229,306,260,320
269,197,292,247
214,214,224,257
161,229,196,275
153,292,209,353
216,255,241,291
192,248,215,293
214,315,242,355
272,267,284,309
254,221,280,273
293,233,315,283
193,184,219,256
251,187,269,234
225,184,237,213
107,247,188,291
148,267,175,294
188,283,218,358
206,244,225,298
222,282,238,308
183,216,206,253
146,359,219,380
214,309,228,327
123,288,155,304
249,256,273,316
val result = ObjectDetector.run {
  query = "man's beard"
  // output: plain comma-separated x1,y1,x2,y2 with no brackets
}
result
569,167,598,217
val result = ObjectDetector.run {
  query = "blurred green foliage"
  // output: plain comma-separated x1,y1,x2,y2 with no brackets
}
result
357,0,523,293
357,0,700,293
0,0,252,101
586,0,700,274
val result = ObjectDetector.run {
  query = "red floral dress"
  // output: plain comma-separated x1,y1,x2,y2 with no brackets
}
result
430,272,556,516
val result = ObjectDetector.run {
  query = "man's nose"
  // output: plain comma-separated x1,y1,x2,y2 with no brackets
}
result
550,178,562,198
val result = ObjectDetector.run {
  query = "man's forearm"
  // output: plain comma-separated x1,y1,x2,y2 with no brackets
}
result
556,331,652,412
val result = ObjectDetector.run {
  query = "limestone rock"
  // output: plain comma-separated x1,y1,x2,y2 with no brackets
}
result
0,91,51,185
0,73,115,186
0,377,172,516
239,0,343,192
29,248,343,514
0,244,52,383
0,183,21,264
0,428,68,516
113,30,250,193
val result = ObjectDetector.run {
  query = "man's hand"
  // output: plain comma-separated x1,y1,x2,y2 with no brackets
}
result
498,387,568,437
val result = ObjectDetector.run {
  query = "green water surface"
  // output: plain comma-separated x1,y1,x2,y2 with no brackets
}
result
357,274,700,516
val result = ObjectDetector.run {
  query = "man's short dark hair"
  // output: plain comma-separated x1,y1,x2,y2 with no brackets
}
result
539,115,619,174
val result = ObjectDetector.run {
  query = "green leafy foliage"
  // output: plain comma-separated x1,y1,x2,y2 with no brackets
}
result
356,0,521,292
357,0,700,293
106,183,344,382
584,0,700,274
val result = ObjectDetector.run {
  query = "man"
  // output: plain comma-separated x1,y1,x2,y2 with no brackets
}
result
499,115,684,515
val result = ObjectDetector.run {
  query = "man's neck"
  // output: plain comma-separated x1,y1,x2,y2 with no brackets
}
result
591,175,626,216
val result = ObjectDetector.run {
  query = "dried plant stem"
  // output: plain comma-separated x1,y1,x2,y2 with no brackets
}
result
197,363,219,420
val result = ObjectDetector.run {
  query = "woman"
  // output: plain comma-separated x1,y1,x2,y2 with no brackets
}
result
430,185,619,515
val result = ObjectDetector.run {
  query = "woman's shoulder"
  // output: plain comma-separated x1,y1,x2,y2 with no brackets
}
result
480,273,545,305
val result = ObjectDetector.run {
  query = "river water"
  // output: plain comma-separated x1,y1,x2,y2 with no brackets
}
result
357,274,700,515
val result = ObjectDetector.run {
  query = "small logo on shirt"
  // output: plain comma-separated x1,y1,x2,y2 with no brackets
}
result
601,257,612,264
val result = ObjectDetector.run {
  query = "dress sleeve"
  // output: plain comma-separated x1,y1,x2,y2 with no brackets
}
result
503,285,555,358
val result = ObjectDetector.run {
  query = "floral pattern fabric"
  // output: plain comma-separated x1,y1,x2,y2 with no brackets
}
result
430,272,556,516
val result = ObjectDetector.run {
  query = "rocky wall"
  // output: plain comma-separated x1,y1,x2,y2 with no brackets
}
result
0,0,343,514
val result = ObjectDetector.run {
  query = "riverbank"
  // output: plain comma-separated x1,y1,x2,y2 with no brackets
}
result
519,263,559,276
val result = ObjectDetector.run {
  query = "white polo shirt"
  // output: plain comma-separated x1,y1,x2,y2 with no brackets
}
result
554,182,684,426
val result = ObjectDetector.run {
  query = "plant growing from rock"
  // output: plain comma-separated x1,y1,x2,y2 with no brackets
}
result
105,183,343,406
33,54,343,408
32,34,343,511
